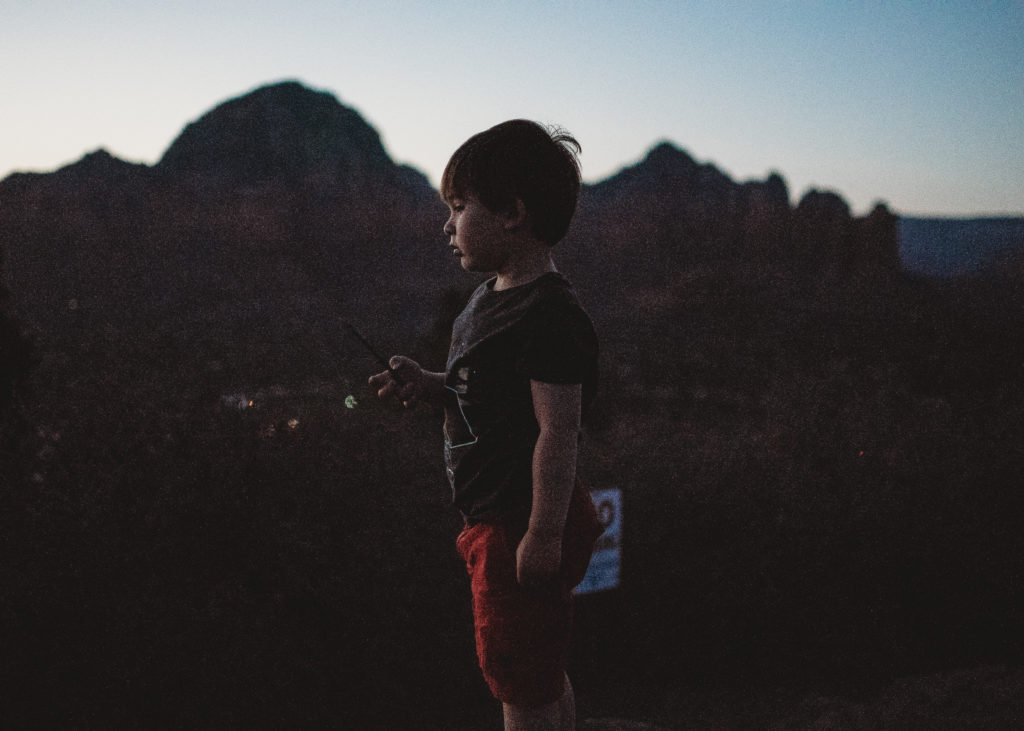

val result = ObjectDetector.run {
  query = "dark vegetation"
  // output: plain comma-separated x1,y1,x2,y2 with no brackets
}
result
1,81,1022,728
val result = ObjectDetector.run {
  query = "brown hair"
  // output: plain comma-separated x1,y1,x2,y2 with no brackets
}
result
440,120,582,245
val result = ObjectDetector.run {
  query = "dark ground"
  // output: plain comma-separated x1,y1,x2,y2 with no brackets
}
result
584,664,1024,730
449,664,1024,730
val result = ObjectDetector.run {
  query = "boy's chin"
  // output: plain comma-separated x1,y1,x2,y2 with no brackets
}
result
456,255,496,274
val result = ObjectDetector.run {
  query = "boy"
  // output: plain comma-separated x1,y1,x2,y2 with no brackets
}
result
369,120,601,730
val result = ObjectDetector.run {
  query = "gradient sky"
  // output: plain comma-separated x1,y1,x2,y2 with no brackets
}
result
2,1,1022,216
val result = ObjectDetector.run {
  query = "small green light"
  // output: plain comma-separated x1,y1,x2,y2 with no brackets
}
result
345,394,358,409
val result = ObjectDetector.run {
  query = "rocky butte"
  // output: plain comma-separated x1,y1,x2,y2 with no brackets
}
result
0,81,900,347
563,141,900,323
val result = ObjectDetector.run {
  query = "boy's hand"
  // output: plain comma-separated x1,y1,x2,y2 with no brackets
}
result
369,356,446,408
368,356,421,406
515,530,563,588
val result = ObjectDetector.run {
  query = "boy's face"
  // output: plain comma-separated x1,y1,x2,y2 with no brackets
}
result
443,193,513,274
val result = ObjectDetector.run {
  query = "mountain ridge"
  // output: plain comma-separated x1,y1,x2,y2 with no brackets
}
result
156,81,397,188
0,79,1015,355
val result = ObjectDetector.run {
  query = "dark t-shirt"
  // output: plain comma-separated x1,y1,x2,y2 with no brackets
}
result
443,272,599,524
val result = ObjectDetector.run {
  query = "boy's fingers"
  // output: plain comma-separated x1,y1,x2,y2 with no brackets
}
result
371,373,398,398
369,358,424,403
388,356,407,374
390,358,419,382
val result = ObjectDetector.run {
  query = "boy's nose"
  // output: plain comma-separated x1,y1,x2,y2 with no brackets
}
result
443,219,455,236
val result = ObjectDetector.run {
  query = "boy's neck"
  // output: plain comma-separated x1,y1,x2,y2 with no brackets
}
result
493,251,557,291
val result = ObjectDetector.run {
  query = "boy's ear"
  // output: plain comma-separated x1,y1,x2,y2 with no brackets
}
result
503,198,528,231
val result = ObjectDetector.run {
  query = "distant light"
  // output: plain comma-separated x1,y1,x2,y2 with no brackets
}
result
345,394,358,409
287,418,299,430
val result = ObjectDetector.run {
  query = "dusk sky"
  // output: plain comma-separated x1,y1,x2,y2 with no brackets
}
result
3,1,1021,216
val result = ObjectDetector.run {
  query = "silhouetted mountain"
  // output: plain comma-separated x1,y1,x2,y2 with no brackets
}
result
158,82,391,185
562,142,900,323
156,80,436,211
0,82,454,393
3,79,1016,415
0,78,990,449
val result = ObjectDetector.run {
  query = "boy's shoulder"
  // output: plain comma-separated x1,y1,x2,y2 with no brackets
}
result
529,273,591,320
521,271,581,307
468,272,575,310
457,273,592,344
506,273,590,327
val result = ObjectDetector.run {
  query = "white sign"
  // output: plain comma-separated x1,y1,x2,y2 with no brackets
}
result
575,488,621,594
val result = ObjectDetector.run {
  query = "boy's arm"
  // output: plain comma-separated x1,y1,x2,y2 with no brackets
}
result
515,380,582,587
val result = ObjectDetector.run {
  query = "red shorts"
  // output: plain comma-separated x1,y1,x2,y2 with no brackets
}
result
455,480,602,707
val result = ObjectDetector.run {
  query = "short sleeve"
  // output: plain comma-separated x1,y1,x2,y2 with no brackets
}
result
516,297,598,385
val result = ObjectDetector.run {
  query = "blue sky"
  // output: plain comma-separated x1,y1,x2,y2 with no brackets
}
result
2,1,1021,216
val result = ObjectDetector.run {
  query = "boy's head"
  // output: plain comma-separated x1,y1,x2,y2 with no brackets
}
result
440,120,582,246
